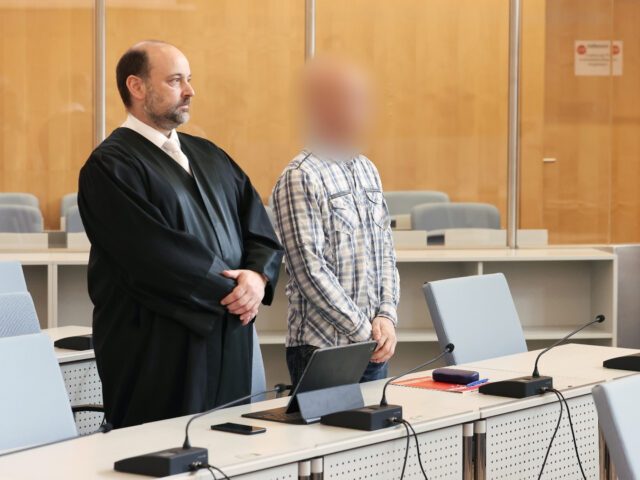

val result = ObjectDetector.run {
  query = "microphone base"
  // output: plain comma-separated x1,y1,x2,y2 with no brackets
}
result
321,404,403,431
479,376,553,398
603,353,640,371
114,446,208,477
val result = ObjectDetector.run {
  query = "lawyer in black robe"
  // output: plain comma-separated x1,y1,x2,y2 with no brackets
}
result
78,127,283,429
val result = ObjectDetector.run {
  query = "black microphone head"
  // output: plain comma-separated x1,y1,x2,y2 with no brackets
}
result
445,343,454,353
595,315,605,323
274,383,288,394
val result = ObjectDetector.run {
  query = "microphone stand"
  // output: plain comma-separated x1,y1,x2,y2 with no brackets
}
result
114,384,287,477
479,315,605,399
321,344,454,431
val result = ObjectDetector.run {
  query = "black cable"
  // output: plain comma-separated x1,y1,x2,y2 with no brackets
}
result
554,389,587,480
401,419,429,480
538,388,564,480
208,465,230,480
189,462,230,479
397,420,412,480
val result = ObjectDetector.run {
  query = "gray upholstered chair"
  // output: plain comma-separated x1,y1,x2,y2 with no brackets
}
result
0,260,27,294
0,205,43,233
251,326,267,402
410,202,501,231
0,333,79,452
422,273,527,365
0,193,39,209
384,190,449,216
592,375,640,480
65,205,85,233
0,292,41,338
60,193,78,218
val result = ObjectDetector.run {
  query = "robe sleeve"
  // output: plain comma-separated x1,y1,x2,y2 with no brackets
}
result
223,151,284,305
78,147,237,318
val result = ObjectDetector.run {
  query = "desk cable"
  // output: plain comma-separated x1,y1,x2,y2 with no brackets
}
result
392,418,429,480
538,388,587,480
189,461,230,479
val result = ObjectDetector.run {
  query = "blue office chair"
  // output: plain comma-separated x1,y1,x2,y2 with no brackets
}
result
60,193,78,218
0,260,28,293
422,273,527,365
410,202,501,231
0,292,41,337
0,333,83,451
65,205,85,233
0,193,39,209
384,190,450,216
592,375,640,480
0,205,43,233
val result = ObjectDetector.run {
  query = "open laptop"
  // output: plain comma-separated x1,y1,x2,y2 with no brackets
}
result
243,341,377,425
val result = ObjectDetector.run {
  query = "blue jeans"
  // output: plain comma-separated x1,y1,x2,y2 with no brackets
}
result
286,345,388,391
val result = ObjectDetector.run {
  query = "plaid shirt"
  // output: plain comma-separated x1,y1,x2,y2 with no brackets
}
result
273,149,400,348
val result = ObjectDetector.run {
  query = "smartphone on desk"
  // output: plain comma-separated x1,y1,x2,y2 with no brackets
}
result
211,422,266,435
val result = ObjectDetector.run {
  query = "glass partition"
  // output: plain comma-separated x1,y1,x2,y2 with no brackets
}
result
0,1,94,229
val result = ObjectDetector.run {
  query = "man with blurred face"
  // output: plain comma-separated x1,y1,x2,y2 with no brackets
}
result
272,57,400,388
78,41,283,428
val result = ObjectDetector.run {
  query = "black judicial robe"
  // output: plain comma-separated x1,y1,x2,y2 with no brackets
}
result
78,127,283,429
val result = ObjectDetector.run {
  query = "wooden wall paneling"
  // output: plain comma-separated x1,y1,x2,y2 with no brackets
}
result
0,6,94,229
105,0,305,203
316,0,511,226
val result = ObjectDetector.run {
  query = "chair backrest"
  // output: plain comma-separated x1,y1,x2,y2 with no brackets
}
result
422,273,527,365
0,333,77,452
60,193,78,218
0,292,41,338
410,202,501,231
65,205,85,233
0,193,39,209
592,375,640,480
384,190,450,216
0,260,27,293
0,205,43,233
251,326,267,402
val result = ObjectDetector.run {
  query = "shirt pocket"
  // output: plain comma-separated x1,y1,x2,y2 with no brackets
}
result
329,192,359,234
365,189,390,230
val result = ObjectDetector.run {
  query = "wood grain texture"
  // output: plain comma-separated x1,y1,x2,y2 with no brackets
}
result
105,0,305,208
316,0,511,227
0,5,94,229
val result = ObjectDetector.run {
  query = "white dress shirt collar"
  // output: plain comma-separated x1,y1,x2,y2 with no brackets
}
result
121,113,181,150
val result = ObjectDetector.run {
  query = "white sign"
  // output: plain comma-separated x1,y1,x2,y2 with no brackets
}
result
612,41,623,76
575,41,611,76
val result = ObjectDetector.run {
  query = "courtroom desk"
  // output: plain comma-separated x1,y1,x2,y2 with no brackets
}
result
44,326,103,435
0,378,478,480
1,247,619,389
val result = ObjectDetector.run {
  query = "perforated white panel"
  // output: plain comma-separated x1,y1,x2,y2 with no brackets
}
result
232,463,297,479
324,425,462,479
486,395,599,479
60,360,104,435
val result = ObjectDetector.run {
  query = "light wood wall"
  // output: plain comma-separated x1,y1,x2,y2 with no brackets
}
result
1,1,639,243
0,6,94,230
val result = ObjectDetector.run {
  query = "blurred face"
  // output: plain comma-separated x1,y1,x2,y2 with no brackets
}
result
305,59,373,151
141,44,194,131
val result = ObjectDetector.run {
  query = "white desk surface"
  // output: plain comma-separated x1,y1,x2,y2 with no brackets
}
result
0,247,614,265
2,344,636,479
44,326,94,363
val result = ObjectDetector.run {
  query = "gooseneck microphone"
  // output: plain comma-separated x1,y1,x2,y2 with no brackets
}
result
114,384,288,477
532,315,605,377
479,315,606,399
321,343,455,431
380,343,455,406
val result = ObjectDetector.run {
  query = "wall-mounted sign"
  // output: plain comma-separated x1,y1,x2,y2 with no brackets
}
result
574,40,623,76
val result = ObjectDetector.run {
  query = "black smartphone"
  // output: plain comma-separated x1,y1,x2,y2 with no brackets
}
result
210,422,266,435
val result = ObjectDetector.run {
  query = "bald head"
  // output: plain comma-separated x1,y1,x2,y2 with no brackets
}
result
116,40,194,134
302,56,373,151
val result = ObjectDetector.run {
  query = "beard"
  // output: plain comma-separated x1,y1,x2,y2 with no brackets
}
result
143,87,190,131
